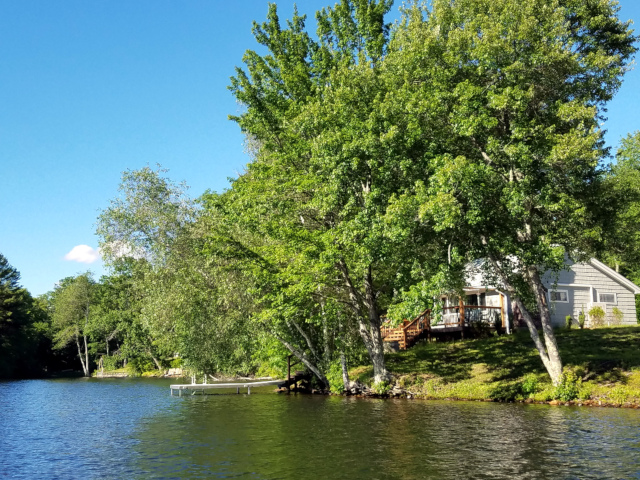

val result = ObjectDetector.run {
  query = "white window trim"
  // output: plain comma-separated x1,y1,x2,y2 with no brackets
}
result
597,292,617,304
549,289,570,303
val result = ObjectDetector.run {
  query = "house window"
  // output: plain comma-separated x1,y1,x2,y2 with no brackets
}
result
598,292,617,304
549,290,569,303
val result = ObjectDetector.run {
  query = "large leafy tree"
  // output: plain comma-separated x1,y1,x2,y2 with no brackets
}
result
97,167,260,376
51,273,95,376
97,166,199,371
386,0,636,383
228,0,453,384
602,131,640,284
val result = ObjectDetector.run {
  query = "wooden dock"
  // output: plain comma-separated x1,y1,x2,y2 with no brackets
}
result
170,379,284,396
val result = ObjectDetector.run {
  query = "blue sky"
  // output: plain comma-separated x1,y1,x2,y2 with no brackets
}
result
1,1,640,296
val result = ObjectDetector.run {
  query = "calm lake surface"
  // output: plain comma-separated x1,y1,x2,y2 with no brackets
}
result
1,378,639,479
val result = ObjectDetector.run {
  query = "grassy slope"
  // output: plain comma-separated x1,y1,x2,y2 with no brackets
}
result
350,326,640,405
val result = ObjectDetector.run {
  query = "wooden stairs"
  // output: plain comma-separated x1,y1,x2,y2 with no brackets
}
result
380,308,431,350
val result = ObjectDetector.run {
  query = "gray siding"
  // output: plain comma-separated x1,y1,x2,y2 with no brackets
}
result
543,259,637,326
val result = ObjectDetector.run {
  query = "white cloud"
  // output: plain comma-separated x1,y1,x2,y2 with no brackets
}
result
64,245,101,264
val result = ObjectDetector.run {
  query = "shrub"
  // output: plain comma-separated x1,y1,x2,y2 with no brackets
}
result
588,306,606,327
521,374,541,398
612,307,624,325
489,382,522,402
327,361,346,394
102,355,121,371
554,370,580,401
578,307,586,329
372,381,391,395
565,315,573,330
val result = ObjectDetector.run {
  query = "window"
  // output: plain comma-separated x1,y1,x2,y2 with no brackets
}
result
549,290,569,303
598,292,617,304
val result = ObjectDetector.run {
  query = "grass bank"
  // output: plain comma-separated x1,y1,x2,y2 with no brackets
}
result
350,326,640,406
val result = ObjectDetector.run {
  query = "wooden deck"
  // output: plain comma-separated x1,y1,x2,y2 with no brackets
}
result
381,301,506,350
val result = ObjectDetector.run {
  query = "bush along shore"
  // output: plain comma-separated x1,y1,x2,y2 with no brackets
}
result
346,326,640,408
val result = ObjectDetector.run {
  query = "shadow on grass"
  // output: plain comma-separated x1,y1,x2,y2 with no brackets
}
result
385,326,640,385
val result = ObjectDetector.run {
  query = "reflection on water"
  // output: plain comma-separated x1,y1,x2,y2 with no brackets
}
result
1,379,639,479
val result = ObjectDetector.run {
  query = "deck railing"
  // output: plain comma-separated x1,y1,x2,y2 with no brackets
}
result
439,305,502,327
380,308,431,350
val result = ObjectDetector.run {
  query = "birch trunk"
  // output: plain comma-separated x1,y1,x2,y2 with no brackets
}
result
337,261,389,384
273,334,330,389
338,317,350,391
75,334,89,377
363,266,389,383
486,255,563,385
527,267,563,384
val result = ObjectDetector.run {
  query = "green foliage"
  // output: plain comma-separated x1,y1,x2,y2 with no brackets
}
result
602,132,640,284
612,307,624,325
553,371,580,402
521,374,541,398
101,355,121,371
391,0,636,384
588,306,606,327
372,380,391,395
326,361,346,394
0,253,51,378
565,315,573,330
578,307,586,329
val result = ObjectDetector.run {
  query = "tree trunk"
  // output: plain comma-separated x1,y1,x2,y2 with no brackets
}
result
273,333,330,390
150,354,163,372
486,254,563,385
320,298,331,367
337,260,389,384
338,317,350,392
75,335,89,377
363,266,389,384
340,349,350,392
83,334,90,377
527,267,563,385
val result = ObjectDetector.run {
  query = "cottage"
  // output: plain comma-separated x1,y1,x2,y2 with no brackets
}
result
542,257,640,327
381,257,640,351
445,257,640,330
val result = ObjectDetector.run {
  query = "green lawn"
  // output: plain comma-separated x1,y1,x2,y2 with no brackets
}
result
351,326,640,405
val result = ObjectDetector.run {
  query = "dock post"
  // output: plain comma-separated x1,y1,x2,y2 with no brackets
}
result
237,387,240,394
248,386,251,395
287,355,292,392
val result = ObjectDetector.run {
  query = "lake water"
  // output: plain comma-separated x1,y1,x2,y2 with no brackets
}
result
1,378,639,479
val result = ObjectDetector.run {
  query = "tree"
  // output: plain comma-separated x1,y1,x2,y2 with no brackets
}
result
97,167,200,372
228,0,455,384
97,165,196,266
51,273,95,376
0,253,49,378
386,0,636,383
602,131,640,283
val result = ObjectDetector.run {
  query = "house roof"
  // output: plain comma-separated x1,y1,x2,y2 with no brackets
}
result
588,258,640,294
463,257,640,295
